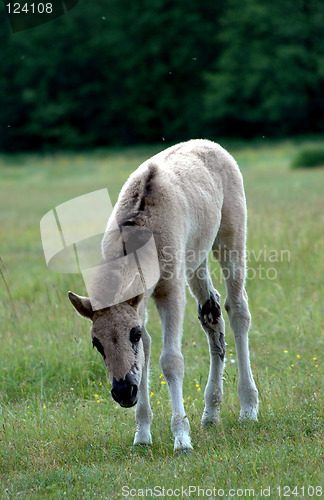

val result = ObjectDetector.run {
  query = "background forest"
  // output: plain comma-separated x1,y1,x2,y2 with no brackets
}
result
1,0,324,152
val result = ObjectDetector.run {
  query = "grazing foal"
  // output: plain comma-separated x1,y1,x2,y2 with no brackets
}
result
69,139,259,452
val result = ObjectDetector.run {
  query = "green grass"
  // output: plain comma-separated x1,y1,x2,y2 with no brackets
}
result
0,139,323,499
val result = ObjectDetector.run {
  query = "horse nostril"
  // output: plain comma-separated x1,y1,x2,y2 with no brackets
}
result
130,384,138,399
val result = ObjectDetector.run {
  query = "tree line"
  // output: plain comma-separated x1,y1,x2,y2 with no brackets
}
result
1,0,323,152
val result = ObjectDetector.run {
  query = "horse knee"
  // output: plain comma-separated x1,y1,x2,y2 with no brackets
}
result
198,291,221,325
225,296,251,334
159,349,184,381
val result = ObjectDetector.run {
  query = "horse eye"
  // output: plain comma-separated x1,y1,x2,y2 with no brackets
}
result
129,326,142,343
92,337,106,359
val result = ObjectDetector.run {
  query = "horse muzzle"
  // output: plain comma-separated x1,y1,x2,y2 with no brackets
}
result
111,373,138,408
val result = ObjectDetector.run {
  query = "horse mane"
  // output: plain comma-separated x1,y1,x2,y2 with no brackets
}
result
118,163,157,228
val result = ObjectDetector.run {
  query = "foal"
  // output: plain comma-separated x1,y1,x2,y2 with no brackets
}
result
69,139,259,452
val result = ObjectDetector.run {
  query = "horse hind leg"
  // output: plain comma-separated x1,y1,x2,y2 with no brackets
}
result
215,239,259,421
188,261,226,426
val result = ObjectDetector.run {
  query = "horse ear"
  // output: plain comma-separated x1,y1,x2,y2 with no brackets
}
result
68,291,94,320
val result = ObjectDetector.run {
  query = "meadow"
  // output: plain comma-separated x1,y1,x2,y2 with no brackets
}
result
0,138,323,499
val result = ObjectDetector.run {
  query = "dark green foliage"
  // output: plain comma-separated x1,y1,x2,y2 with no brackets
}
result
1,0,324,151
291,146,324,168
0,0,222,151
205,0,324,137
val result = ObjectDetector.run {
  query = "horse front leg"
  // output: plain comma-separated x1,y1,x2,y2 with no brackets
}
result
155,284,193,452
187,261,225,426
133,327,153,445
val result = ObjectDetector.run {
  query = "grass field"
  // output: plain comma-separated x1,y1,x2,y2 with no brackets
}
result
0,138,323,499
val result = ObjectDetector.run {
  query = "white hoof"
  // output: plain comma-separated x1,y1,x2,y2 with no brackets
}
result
239,407,258,421
201,408,220,427
173,435,193,453
133,429,152,446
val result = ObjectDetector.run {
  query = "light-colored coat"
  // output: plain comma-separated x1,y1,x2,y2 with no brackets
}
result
69,139,259,452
